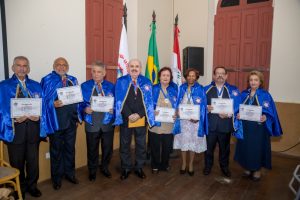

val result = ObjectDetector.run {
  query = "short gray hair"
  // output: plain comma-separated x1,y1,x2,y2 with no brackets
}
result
128,58,142,68
13,56,30,68
91,60,106,69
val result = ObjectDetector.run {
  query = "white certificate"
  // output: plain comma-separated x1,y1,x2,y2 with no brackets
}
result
239,104,262,122
11,98,42,118
91,96,114,112
211,98,233,114
179,104,200,120
57,85,83,105
155,107,175,123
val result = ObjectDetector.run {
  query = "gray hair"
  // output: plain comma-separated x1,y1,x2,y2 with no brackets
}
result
128,58,142,68
91,60,106,69
13,56,30,68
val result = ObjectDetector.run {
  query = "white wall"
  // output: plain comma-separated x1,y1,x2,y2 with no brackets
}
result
126,0,138,59
174,0,209,85
0,7,4,81
269,0,300,103
5,0,86,84
137,0,173,73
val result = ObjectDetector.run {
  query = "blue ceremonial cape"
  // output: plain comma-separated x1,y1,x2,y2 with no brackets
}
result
241,88,282,136
0,74,47,142
173,82,208,137
204,81,243,139
80,79,115,125
152,82,178,127
114,74,155,127
40,71,81,134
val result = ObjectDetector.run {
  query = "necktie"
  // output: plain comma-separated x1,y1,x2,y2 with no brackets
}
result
62,76,67,87
97,82,103,96
133,80,137,95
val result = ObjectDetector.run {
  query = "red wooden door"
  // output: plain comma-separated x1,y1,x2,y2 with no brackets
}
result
86,0,122,82
213,0,273,91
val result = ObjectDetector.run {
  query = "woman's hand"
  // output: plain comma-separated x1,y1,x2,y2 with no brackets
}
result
261,115,267,122
84,107,93,114
54,100,63,108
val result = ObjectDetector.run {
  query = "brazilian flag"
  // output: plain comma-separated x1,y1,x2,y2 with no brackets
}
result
145,22,159,84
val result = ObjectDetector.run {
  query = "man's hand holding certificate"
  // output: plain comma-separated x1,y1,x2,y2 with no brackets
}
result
239,104,262,122
155,106,176,123
210,98,233,115
57,85,83,105
11,98,42,118
179,104,200,120
91,96,114,113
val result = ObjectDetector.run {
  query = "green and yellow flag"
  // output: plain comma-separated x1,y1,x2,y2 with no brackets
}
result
145,22,159,84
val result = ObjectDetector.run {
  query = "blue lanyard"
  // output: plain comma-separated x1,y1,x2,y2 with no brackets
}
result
95,82,104,96
187,87,194,103
18,81,29,97
217,86,224,98
248,92,256,105
160,86,170,103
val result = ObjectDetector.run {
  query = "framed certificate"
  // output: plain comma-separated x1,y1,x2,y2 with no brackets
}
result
239,104,262,122
91,96,114,112
179,104,200,120
57,85,83,105
155,107,175,123
211,98,233,114
11,98,42,118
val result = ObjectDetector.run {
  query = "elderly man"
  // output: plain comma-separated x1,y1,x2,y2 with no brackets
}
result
203,66,242,177
0,56,46,198
80,61,115,181
114,58,155,180
41,57,80,190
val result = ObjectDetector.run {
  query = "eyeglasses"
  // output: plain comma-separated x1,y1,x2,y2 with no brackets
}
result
56,64,67,67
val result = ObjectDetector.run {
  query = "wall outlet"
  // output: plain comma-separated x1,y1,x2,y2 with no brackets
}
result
45,152,50,159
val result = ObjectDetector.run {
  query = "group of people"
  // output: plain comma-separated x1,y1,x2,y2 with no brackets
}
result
0,56,282,199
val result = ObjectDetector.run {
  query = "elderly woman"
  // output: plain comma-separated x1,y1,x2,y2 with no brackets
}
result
149,67,178,173
234,71,282,181
173,68,208,176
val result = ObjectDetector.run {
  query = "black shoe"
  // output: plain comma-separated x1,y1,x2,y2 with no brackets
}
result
160,166,171,171
89,174,96,181
134,169,146,179
52,182,61,190
221,168,231,178
152,169,159,174
251,175,261,182
65,175,79,184
203,168,211,176
188,171,194,176
120,170,130,180
101,169,112,178
28,187,42,197
180,168,186,174
242,171,252,178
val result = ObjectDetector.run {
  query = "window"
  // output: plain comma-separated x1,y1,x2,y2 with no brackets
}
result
221,0,240,7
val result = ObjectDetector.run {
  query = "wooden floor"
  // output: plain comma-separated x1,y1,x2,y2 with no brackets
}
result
27,148,299,200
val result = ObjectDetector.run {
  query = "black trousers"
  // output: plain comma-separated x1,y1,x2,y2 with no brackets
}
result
120,126,146,170
149,131,173,170
204,131,231,170
49,123,77,184
86,129,114,175
7,120,40,193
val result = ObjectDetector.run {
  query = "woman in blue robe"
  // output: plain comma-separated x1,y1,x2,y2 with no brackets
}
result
234,71,282,181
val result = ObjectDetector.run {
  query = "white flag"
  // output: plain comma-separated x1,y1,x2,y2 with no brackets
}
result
117,18,129,77
171,24,182,86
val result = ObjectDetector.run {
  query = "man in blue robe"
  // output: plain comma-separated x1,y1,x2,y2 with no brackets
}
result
203,66,242,177
114,58,155,180
41,57,80,190
0,56,46,198
80,61,115,181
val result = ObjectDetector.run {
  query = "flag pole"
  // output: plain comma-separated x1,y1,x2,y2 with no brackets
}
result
124,3,127,30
